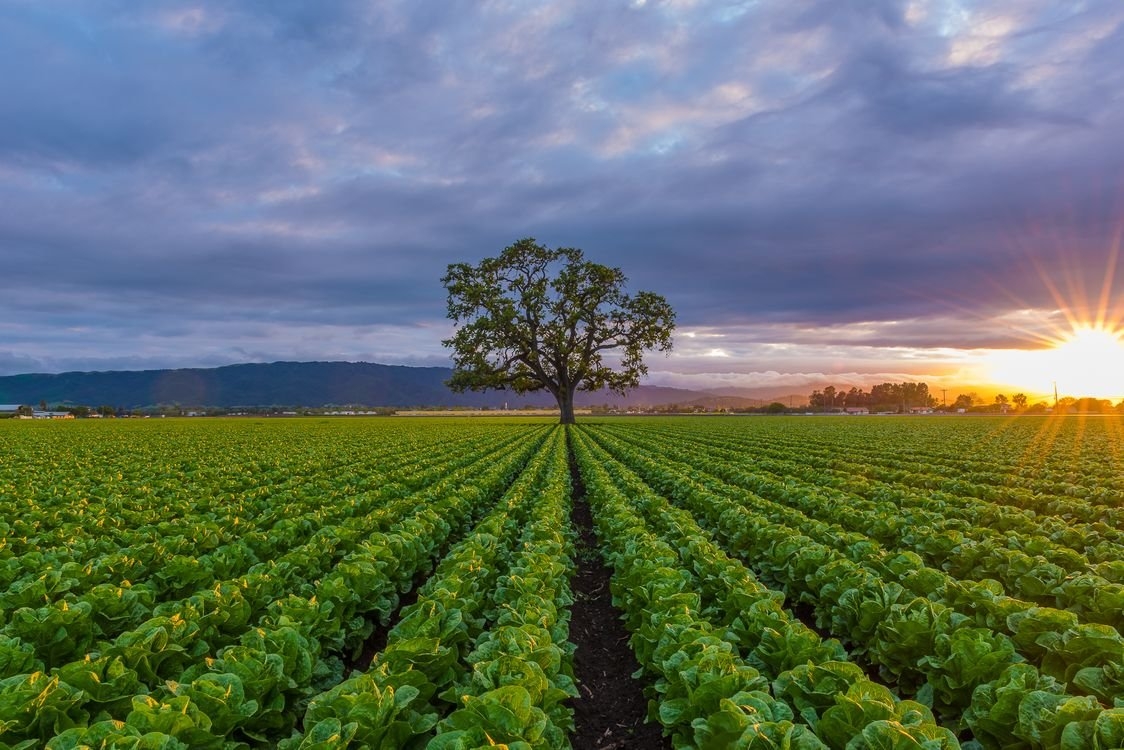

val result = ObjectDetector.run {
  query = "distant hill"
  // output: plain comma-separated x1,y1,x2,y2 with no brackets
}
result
0,361,705,409
684,394,770,410
705,385,823,403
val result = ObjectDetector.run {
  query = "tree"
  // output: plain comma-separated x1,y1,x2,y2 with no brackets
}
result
442,238,675,424
869,382,903,411
865,381,935,412
1012,393,1028,410
1074,397,1111,413
823,385,837,411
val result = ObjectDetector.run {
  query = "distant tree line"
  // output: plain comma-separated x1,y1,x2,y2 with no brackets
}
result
809,386,1124,414
2,402,401,418
959,393,1123,414
808,382,937,412
2,403,124,418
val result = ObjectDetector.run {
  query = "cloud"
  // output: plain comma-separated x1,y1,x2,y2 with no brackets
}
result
1,0,1123,388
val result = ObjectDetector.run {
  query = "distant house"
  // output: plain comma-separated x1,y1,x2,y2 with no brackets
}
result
844,407,869,415
32,411,74,420
909,406,935,414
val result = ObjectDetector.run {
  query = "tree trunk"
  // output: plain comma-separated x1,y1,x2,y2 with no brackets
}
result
557,388,576,425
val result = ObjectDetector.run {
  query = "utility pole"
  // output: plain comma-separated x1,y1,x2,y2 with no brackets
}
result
1053,381,1058,408
941,389,947,406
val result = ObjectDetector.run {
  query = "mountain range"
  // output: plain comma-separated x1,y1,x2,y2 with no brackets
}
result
0,361,782,410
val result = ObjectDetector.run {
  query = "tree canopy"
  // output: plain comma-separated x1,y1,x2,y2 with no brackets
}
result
809,381,936,411
441,238,675,423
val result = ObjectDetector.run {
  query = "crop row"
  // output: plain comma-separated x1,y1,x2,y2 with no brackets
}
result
578,423,1124,748
674,419,1124,548
0,428,543,678
612,421,1123,552
0,422,509,566
593,423,1124,625
0,428,532,631
697,416,1124,502
0,424,551,747
284,424,575,749
571,428,963,748
3,415,1122,750
586,424,1124,673
628,419,1124,523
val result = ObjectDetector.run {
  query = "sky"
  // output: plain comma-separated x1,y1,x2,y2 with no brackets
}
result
3,0,1124,401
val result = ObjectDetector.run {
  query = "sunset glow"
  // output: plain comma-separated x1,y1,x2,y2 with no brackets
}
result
987,325,1124,401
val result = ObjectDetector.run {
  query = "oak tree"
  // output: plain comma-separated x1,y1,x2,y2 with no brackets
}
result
441,238,675,424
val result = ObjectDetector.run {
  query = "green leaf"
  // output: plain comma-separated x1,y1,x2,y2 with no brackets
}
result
738,721,829,749
170,672,259,736
437,685,548,746
964,664,1063,747
816,681,897,747
918,627,1019,713
0,672,88,745
773,661,867,723
45,720,190,750
690,692,795,750
279,718,359,749
1015,692,1103,748
0,636,41,681
853,719,959,749
123,695,226,748
53,655,145,718
301,671,437,749
1071,662,1124,706
1092,708,1124,749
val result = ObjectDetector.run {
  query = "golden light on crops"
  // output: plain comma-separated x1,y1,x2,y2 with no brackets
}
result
986,324,1124,401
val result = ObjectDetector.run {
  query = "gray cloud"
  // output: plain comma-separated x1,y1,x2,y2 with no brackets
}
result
2,0,1123,387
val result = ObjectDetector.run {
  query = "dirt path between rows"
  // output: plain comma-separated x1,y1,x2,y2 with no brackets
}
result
567,437,671,750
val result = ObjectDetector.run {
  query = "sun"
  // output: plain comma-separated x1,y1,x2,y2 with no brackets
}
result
1050,326,1124,398
987,324,1124,401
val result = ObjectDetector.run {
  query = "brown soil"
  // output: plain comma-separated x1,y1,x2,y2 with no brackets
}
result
568,442,671,750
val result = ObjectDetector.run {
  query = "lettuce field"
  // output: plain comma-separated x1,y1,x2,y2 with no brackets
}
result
1,415,1122,750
